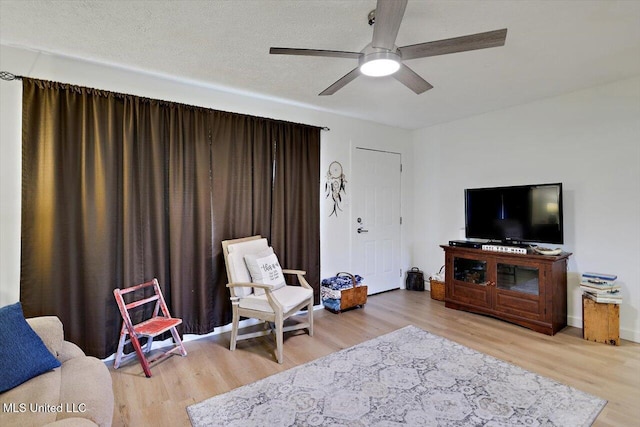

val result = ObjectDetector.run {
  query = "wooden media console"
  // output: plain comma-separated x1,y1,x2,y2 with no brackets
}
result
442,245,571,335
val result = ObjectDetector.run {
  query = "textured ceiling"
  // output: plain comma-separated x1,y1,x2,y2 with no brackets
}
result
1,0,639,129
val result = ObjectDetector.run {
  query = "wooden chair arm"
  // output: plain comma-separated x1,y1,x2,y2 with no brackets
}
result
297,275,312,290
226,282,284,311
281,269,312,290
226,282,274,290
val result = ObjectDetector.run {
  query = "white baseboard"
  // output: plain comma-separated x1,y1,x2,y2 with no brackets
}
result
567,314,582,329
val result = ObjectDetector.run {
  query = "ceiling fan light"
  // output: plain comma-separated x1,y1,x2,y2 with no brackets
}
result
360,58,400,77
359,51,401,77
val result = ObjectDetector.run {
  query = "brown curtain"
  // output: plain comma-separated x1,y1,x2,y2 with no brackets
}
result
271,123,321,303
164,105,216,333
20,78,320,358
209,113,277,329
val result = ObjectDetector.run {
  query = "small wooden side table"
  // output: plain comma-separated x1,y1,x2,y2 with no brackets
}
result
582,295,620,346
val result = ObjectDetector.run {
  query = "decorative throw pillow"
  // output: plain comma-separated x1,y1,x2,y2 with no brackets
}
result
244,247,287,296
0,302,61,393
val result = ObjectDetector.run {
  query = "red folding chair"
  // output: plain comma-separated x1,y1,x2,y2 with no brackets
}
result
113,278,187,377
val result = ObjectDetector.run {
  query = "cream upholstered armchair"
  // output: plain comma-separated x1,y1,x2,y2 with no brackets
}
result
222,235,314,363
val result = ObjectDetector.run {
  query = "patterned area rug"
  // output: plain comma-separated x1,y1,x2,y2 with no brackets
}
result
187,326,606,426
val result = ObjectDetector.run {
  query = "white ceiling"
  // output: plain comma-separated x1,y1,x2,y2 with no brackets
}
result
1,0,639,130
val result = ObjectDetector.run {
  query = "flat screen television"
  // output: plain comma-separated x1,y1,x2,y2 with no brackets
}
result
465,183,563,244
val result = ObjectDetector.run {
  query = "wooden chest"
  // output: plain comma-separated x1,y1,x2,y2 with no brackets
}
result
582,295,620,346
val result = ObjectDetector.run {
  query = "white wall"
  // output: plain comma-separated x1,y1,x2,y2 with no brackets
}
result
0,64,21,305
0,44,413,307
412,76,640,342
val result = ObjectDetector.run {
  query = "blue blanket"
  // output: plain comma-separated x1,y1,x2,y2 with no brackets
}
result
321,274,364,290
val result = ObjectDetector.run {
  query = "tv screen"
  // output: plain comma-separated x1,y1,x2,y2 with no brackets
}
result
465,183,563,244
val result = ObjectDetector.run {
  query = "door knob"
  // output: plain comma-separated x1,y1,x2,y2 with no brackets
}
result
357,227,369,234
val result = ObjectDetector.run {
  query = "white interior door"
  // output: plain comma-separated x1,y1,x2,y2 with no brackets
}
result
352,148,401,294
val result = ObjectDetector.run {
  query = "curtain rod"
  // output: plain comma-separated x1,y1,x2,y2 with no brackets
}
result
0,71,330,131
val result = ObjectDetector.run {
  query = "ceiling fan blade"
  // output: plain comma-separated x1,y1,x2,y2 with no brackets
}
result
372,0,408,50
398,28,508,60
270,47,361,59
393,64,433,94
319,67,360,96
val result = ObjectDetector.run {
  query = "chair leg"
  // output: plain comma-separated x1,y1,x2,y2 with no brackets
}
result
114,324,128,369
169,327,188,357
230,305,239,351
308,300,314,337
130,333,153,378
144,336,153,354
275,315,284,364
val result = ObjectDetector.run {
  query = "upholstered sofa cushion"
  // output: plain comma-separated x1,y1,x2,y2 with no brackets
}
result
1,368,62,426
27,316,64,358
0,302,61,393
0,314,114,427
56,356,114,426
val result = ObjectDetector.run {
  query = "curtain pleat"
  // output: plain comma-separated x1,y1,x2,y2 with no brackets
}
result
20,78,320,358
165,106,215,333
271,123,321,303
207,113,277,330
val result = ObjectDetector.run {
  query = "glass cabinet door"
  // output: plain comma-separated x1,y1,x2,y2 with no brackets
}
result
453,257,488,285
496,263,539,295
450,255,491,308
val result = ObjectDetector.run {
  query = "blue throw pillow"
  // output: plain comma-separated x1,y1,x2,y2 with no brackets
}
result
0,302,61,392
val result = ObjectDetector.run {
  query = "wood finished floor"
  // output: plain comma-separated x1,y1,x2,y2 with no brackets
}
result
109,290,640,426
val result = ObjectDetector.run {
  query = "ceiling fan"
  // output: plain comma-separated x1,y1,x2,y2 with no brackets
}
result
269,0,507,96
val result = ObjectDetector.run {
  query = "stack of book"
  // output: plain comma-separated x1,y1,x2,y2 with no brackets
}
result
580,272,621,304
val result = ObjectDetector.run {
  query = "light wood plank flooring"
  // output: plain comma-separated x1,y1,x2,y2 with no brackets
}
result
109,290,640,426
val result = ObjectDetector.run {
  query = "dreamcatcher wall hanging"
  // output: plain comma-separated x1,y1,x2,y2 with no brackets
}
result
325,161,346,217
